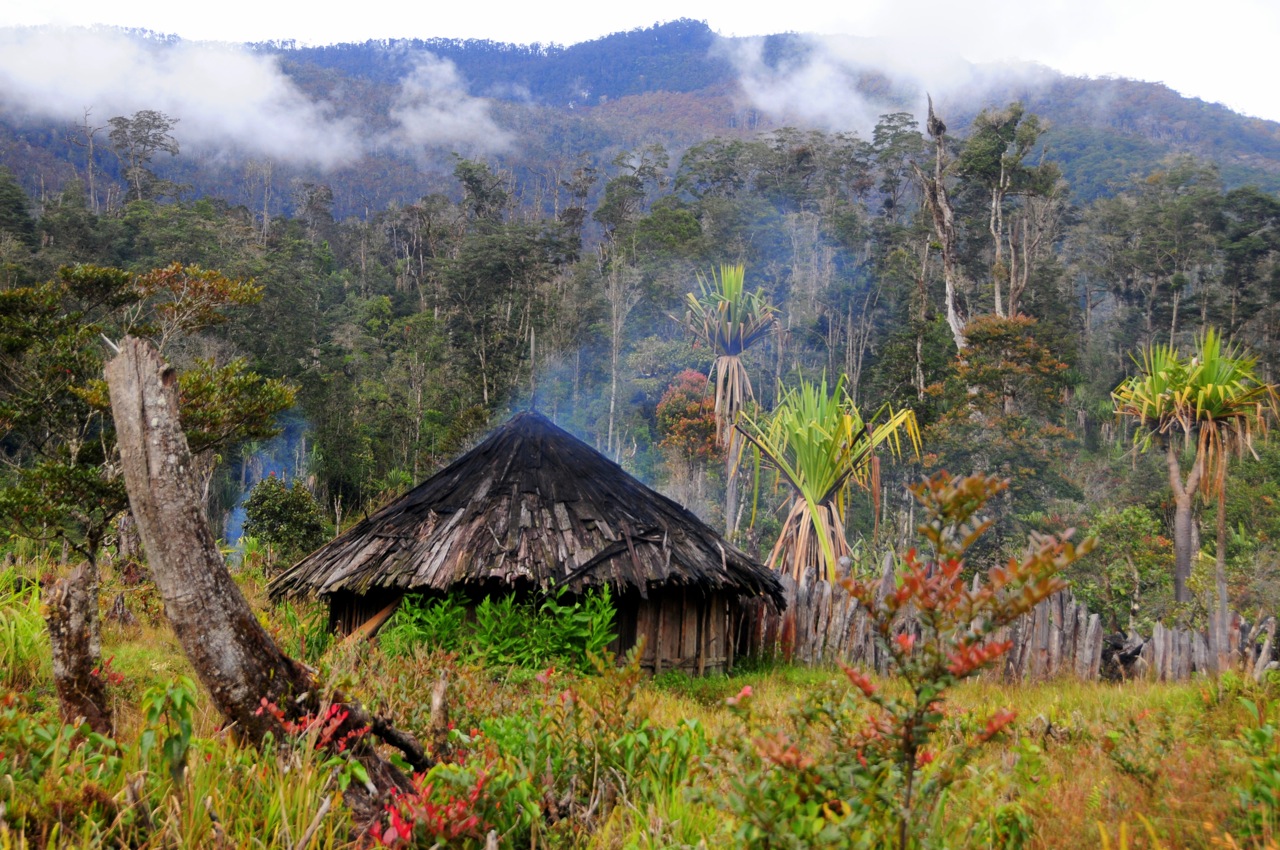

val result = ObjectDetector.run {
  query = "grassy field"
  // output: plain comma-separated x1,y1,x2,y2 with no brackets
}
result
0,563,1275,849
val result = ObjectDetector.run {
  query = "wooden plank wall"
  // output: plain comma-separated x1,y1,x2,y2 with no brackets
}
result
740,576,1275,683
632,590,732,675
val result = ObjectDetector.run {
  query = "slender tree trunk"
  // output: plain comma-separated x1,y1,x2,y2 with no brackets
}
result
913,100,966,351
1166,440,1202,606
990,186,1006,318
1214,476,1231,672
725,427,740,540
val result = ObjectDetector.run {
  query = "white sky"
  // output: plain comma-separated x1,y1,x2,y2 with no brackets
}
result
4,0,1278,123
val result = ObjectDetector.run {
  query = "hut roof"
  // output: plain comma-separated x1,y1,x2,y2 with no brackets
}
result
269,412,784,608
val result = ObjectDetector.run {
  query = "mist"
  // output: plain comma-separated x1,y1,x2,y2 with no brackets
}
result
722,32,1060,136
0,26,509,170
386,53,512,155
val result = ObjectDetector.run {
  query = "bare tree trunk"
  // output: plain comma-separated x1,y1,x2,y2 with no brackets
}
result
46,558,112,735
1214,476,1231,673
913,97,966,351
725,428,740,541
1166,440,1202,607
105,337,426,823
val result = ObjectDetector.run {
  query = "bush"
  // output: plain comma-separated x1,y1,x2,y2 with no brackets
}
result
381,587,617,673
242,475,328,565
717,472,1092,849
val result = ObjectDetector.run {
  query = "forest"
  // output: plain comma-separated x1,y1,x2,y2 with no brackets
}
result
2,21,1280,848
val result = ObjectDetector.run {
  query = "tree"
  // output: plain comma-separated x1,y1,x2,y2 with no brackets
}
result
871,112,925,221
1113,329,1277,634
1077,159,1221,348
924,315,1077,553
0,263,292,732
912,96,967,351
108,110,180,202
685,263,778,537
655,369,723,519
955,103,1062,318
738,375,919,581
105,337,427,825
243,475,328,566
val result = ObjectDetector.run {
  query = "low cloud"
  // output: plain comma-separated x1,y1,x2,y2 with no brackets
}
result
723,32,1058,136
0,27,362,168
386,53,511,155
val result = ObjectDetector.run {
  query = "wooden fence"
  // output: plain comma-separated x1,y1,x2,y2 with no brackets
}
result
740,573,1277,683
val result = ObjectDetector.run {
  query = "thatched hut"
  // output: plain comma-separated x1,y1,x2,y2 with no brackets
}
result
269,412,783,674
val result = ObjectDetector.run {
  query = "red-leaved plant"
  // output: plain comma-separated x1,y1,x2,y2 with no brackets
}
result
722,472,1093,849
842,472,1090,847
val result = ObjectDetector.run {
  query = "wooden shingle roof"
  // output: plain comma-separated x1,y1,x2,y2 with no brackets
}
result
268,411,784,607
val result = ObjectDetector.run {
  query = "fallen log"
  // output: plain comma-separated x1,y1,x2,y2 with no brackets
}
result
105,336,427,824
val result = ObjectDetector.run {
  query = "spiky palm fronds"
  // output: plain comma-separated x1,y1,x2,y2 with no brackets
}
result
685,264,778,444
1114,328,1277,495
739,375,921,582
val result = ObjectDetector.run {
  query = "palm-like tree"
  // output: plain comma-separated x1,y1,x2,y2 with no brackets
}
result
738,376,920,582
685,264,778,536
1113,330,1277,621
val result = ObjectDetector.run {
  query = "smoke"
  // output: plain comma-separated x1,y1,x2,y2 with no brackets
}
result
722,32,1059,136
0,26,510,169
385,54,512,155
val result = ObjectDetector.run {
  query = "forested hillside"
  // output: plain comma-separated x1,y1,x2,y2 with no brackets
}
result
2,20,1279,631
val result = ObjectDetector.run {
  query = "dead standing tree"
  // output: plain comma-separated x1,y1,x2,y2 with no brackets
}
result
911,96,967,352
104,336,428,822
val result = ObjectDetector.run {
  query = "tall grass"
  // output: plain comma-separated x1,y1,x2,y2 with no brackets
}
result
0,570,49,692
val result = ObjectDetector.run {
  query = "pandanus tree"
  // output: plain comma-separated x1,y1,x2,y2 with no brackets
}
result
1113,330,1277,650
738,375,920,582
685,263,778,536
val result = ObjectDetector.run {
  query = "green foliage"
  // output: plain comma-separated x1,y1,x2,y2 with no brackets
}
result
275,600,335,665
1071,506,1174,630
739,374,920,580
0,570,48,692
1232,697,1280,840
242,475,329,565
382,586,617,673
0,262,292,566
0,684,357,847
139,676,196,786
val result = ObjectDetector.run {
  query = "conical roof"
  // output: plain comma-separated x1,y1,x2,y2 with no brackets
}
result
269,411,783,607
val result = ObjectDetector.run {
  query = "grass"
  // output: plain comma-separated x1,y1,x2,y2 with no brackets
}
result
0,556,1268,849
0,570,49,693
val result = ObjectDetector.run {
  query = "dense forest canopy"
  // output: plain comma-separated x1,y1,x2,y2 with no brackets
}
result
1,20,1279,630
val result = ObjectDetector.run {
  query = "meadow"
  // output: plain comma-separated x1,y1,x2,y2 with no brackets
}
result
0,557,1275,850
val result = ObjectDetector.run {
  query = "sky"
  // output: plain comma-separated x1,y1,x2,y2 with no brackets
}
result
4,0,1276,123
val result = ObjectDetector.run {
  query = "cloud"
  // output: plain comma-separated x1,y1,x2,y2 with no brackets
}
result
386,53,511,154
722,32,1058,136
0,26,362,167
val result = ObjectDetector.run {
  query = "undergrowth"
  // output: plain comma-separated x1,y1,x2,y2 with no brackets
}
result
380,586,616,673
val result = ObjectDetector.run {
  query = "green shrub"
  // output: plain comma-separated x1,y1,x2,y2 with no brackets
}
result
381,586,617,673
242,475,328,566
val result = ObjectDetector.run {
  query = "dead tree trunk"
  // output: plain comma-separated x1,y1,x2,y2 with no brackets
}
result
46,558,113,735
912,96,967,352
105,336,427,822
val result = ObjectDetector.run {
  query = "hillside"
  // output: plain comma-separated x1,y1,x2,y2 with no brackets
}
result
1,20,1279,216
